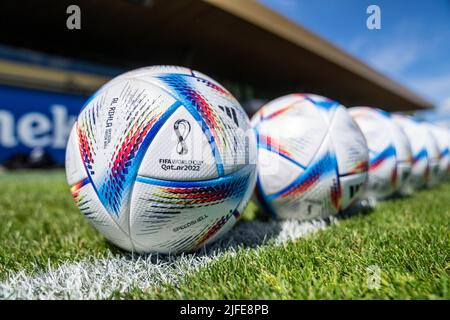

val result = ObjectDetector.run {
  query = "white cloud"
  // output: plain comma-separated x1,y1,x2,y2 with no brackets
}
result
414,95,450,127
409,74,450,104
347,21,450,105
367,41,420,74
437,96,450,111
347,21,426,76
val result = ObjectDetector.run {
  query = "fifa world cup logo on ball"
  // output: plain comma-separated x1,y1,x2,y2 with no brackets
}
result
66,66,257,254
174,119,191,155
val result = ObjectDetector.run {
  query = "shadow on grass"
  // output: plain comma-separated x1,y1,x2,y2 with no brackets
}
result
112,183,443,262
0,194,381,299
114,201,337,263
113,188,418,263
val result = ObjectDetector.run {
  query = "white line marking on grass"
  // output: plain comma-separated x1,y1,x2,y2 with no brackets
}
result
0,218,335,300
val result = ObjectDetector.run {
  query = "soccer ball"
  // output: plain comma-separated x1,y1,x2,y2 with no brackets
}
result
349,107,412,201
65,66,257,254
251,94,369,220
392,115,440,189
424,123,450,179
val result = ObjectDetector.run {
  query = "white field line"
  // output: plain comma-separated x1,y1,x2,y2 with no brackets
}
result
0,218,336,300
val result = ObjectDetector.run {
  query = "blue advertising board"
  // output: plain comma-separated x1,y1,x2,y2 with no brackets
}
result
0,85,88,165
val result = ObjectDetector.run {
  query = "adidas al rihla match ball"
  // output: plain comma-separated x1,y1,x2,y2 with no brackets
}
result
349,107,412,201
424,123,450,179
65,66,257,254
392,114,440,189
252,94,369,221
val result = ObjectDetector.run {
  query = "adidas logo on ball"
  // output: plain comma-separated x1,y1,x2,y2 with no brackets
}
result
66,66,257,254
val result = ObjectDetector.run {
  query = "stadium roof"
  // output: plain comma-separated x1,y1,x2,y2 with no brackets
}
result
0,0,432,111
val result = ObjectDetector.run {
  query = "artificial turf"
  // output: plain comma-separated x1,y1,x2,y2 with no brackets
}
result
0,170,449,299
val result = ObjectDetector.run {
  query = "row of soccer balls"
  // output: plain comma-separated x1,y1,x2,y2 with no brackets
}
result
66,66,448,253
253,94,449,221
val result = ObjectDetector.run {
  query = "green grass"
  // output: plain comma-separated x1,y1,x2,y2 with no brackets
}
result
0,170,114,278
119,183,450,299
1,170,449,299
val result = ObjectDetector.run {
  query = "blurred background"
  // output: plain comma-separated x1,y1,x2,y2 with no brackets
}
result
0,0,448,169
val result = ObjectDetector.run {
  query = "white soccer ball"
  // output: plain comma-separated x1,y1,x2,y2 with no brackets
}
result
349,107,412,201
424,123,450,179
65,66,257,254
251,94,369,220
392,115,440,189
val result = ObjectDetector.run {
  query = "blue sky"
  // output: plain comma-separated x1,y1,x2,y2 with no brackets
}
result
260,0,450,115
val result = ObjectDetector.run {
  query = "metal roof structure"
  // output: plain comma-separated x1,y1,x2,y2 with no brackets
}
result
0,0,432,111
